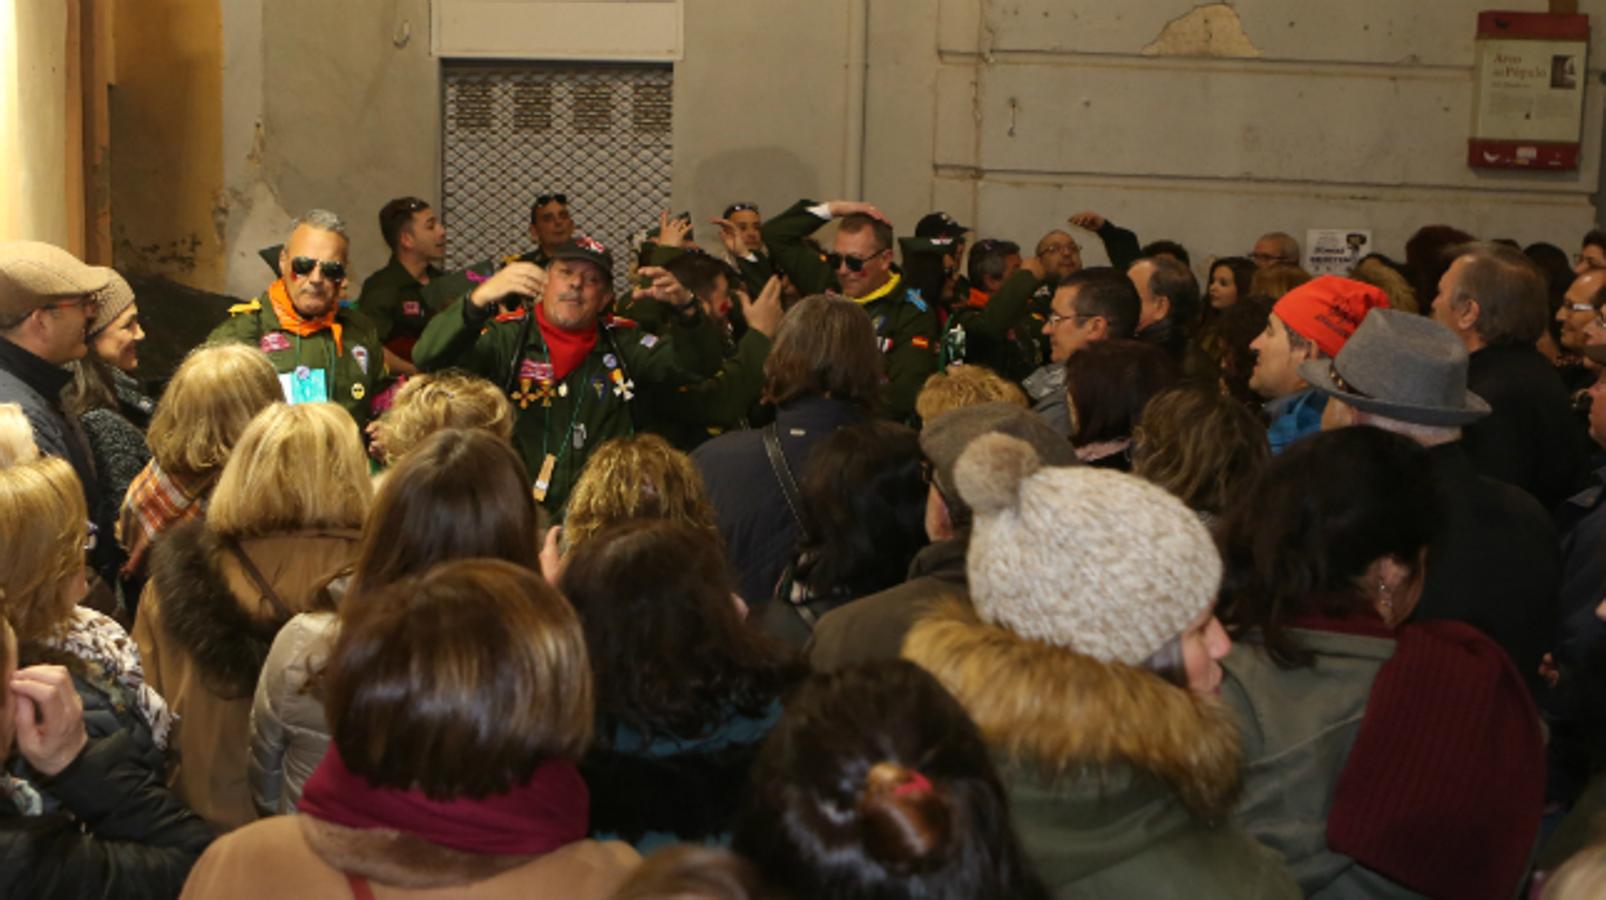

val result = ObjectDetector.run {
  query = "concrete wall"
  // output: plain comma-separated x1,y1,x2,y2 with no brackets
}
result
3,0,70,245
96,0,1606,295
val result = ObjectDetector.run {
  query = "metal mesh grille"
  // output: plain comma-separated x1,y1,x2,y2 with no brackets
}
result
441,62,674,286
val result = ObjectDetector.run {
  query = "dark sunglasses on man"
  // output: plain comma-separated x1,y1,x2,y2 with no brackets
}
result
534,192,568,209
825,250,883,273
289,256,347,283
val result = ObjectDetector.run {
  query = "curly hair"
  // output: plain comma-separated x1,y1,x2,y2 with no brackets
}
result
559,519,804,747
376,370,513,466
915,366,1026,423
1132,385,1269,516
562,433,718,553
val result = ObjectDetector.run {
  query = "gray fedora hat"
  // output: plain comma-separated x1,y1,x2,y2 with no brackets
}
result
1299,308,1491,426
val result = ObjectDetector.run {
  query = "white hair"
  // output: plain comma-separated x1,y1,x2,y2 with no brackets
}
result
289,209,348,242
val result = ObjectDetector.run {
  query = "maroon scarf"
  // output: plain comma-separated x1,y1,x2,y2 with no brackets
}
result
1298,616,1543,900
297,747,589,857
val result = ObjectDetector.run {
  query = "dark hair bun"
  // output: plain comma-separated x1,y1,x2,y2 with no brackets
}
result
857,762,953,873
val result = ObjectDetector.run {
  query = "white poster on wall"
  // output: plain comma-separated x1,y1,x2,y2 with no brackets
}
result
1305,229,1373,276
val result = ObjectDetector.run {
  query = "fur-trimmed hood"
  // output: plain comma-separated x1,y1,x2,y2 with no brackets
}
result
146,520,358,699
902,601,1243,822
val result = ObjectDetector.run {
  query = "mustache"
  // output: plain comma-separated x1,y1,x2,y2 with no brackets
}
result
557,291,581,303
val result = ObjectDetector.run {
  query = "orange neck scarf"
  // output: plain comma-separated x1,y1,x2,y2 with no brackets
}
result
966,286,992,309
268,279,343,356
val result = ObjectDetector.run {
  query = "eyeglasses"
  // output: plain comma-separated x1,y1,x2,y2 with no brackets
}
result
1040,241,1081,256
724,202,758,216
1567,302,1597,313
535,193,568,208
289,256,347,283
48,296,100,314
83,521,98,553
826,251,884,273
1047,310,1096,326
919,458,936,485
1249,252,1292,265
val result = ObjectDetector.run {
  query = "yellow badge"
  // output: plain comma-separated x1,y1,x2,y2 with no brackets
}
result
351,383,366,401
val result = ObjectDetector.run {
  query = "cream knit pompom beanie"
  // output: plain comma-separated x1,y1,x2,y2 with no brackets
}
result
954,432,1222,665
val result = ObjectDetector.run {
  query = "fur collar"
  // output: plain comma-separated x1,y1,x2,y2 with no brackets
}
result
147,520,283,699
298,816,533,889
903,602,1242,821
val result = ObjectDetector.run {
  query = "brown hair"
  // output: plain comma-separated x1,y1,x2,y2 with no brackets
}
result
1133,385,1269,516
839,214,893,254
207,403,372,539
559,519,802,747
562,434,717,554
148,344,283,481
325,558,593,799
349,429,539,598
762,294,882,409
0,458,88,643
915,366,1026,422
375,369,513,466
1450,241,1549,347
1350,258,1419,315
1249,265,1312,301
1063,340,1180,447
611,846,778,900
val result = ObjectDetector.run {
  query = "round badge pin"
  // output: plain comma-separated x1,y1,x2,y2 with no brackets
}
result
294,365,312,381
351,383,366,400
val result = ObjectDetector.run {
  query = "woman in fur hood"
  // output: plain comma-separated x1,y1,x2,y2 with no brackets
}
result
133,403,372,830
901,433,1298,899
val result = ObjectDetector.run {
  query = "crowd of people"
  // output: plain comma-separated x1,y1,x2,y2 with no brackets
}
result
3,186,1606,898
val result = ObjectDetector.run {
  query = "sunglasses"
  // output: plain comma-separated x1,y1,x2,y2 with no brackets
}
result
289,256,347,283
724,202,758,216
535,193,568,208
826,251,883,273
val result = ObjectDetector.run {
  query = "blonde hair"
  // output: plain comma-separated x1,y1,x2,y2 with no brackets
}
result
149,344,283,480
207,403,373,538
562,434,717,553
0,404,40,467
376,370,514,465
915,366,1027,422
1250,264,1312,300
0,458,88,643
1350,257,1420,315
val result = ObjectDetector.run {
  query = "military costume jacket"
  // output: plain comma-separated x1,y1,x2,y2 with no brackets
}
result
943,269,1049,383
355,256,444,362
207,294,385,426
761,199,937,422
412,296,725,513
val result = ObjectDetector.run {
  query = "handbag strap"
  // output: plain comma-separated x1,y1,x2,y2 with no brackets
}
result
763,423,812,543
222,537,293,621
345,873,376,900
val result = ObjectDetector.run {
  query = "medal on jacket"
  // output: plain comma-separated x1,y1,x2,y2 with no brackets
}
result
610,367,635,400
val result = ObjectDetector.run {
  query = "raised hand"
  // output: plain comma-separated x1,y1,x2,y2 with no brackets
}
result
657,211,693,249
826,200,892,225
469,261,546,310
1068,211,1107,231
634,265,692,308
741,276,785,338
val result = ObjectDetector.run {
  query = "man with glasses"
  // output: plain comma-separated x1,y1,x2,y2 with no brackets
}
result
356,196,447,375
1022,268,1142,435
760,198,938,422
1431,241,1583,510
0,241,119,584
1249,231,1302,269
208,209,386,426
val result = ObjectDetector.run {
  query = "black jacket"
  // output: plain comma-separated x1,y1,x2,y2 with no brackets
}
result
1414,442,1560,696
0,338,119,582
1462,343,1585,513
692,395,867,610
0,732,214,900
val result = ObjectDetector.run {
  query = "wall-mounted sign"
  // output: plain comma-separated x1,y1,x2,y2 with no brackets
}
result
1305,229,1373,277
1468,11,1589,170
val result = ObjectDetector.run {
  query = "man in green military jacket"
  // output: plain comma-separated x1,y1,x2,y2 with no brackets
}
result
945,245,1053,383
412,235,725,514
628,252,782,450
355,196,447,375
208,209,386,427
762,198,937,421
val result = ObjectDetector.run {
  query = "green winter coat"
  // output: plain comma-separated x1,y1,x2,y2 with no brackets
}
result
354,256,444,359
904,604,1299,900
206,294,386,427
943,268,1049,382
761,199,937,422
411,296,725,513
1220,629,1430,900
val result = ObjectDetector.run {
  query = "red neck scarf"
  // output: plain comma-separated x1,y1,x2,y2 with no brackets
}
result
268,279,343,355
297,747,589,857
536,304,598,380
965,286,992,309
